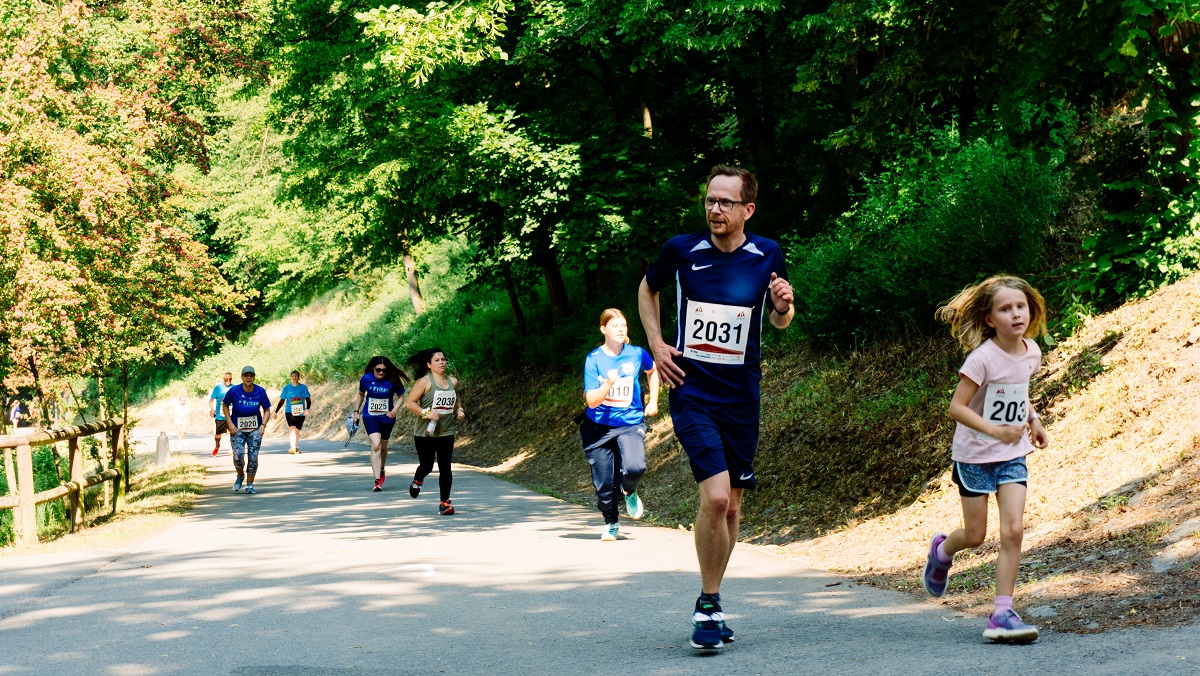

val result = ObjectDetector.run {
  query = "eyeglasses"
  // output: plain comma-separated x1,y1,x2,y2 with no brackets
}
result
704,197,746,212
374,367,387,373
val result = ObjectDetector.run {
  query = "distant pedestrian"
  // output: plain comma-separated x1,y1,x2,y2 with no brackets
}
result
404,348,466,515
173,396,191,450
922,275,1049,644
275,370,312,454
352,357,408,492
7,399,20,430
580,309,659,541
209,372,234,456
222,366,272,494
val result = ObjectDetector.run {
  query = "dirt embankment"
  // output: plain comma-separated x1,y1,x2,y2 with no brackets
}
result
133,274,1200,634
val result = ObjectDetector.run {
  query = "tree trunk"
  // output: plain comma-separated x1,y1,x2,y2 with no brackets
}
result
122,363,130,492
27,356,48,428
583,267,599,305
402,244,426,315
501,264,527,336
531,233,570,325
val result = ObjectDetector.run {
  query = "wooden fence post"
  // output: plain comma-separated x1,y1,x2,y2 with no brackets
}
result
110,424,125,514
15,443,36,547
68,436,83,532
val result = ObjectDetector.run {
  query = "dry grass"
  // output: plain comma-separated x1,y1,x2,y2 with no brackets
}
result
0,454,205,556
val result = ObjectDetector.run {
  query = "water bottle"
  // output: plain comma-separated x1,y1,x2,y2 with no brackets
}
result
426,417,437,434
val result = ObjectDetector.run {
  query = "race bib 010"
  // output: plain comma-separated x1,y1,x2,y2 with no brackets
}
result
601,376,635,408
236,416,258,431
366,397,390,415
977,382,1029,440
432,391,456,415
683,300,751,365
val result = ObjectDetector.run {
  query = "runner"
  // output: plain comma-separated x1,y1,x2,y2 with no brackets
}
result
922,275,1049,643
580,309,659,540
404,348,466,515
172,396,191,450
638,165,793,651
352,356,408,492
209,372,233,456
221,366,272,494
275,370,312,454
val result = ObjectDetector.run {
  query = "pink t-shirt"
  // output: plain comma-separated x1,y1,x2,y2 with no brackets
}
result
951,338,1041,464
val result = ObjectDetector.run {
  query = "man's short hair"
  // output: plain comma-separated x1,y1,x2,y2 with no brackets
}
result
708,165,758,204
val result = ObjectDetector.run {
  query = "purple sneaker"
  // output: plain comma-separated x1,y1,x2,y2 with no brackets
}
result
922,533,952,597
983,609,1040,643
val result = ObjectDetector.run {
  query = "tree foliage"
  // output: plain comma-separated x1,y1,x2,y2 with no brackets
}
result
0,0,260,407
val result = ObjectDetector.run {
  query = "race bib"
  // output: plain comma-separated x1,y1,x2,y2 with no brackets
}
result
977,382,1029,440
367,397,390,416
431,391,456,415
683,300,751,365
289,398,306,416
236,416,258,431
601,376,634,408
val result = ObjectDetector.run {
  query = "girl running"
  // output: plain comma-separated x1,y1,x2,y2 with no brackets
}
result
404,348,466,515
923,275,1049,643
275,370,312,454
352,356,408,492
580,308,659,541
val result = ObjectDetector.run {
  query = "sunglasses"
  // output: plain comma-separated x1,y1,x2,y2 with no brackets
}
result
374,367,387,373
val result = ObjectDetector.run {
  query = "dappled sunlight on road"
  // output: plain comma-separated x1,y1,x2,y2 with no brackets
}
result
1,438,1197,674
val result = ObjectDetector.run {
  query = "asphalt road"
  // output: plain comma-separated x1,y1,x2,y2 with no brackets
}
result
1,435,1197,675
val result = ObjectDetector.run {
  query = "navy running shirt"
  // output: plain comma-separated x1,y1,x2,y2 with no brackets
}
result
584,344,655,427
644,230,788,404
359,373,403,419
222,385,271,431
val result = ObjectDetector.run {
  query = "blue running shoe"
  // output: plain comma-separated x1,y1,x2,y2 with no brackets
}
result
624,491,644,520
600,523,619,541
983,609,1040,643
245,484,255,494
233,477,243,492
690,600,724,650
715,612,735,644
922,533,952,597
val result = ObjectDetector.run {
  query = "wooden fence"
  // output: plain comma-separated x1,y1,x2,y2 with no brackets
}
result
0,418,126,547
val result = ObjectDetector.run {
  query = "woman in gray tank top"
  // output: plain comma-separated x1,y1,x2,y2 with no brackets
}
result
404,348,465,514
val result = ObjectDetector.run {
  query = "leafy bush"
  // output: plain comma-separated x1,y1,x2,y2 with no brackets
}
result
789,133,1066,345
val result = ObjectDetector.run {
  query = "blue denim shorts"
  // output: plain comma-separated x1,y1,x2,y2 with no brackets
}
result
952,457,1028,498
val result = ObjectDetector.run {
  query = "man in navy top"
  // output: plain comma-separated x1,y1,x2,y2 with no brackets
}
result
638,165,794,651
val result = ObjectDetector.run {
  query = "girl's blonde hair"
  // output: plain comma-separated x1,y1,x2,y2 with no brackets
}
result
935,275,1047,351
599,308,630,344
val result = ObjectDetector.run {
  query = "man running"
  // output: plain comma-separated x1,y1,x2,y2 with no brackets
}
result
209,372,233,456
638,165,793,651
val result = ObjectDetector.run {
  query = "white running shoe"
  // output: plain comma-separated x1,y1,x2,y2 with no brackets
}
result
624,491,644,520
600,523,619,541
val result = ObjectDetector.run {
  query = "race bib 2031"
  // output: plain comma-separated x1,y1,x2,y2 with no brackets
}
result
683,300,751,365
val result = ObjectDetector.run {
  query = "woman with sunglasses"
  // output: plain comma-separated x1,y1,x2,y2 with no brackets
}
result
352,356,410,491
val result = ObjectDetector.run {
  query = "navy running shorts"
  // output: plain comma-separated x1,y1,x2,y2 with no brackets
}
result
669,390,760,489
952,457,1028,498
362,415,396,439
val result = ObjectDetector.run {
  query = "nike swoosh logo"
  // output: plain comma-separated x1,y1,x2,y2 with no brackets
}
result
739,473,753,481
691,264,713,271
